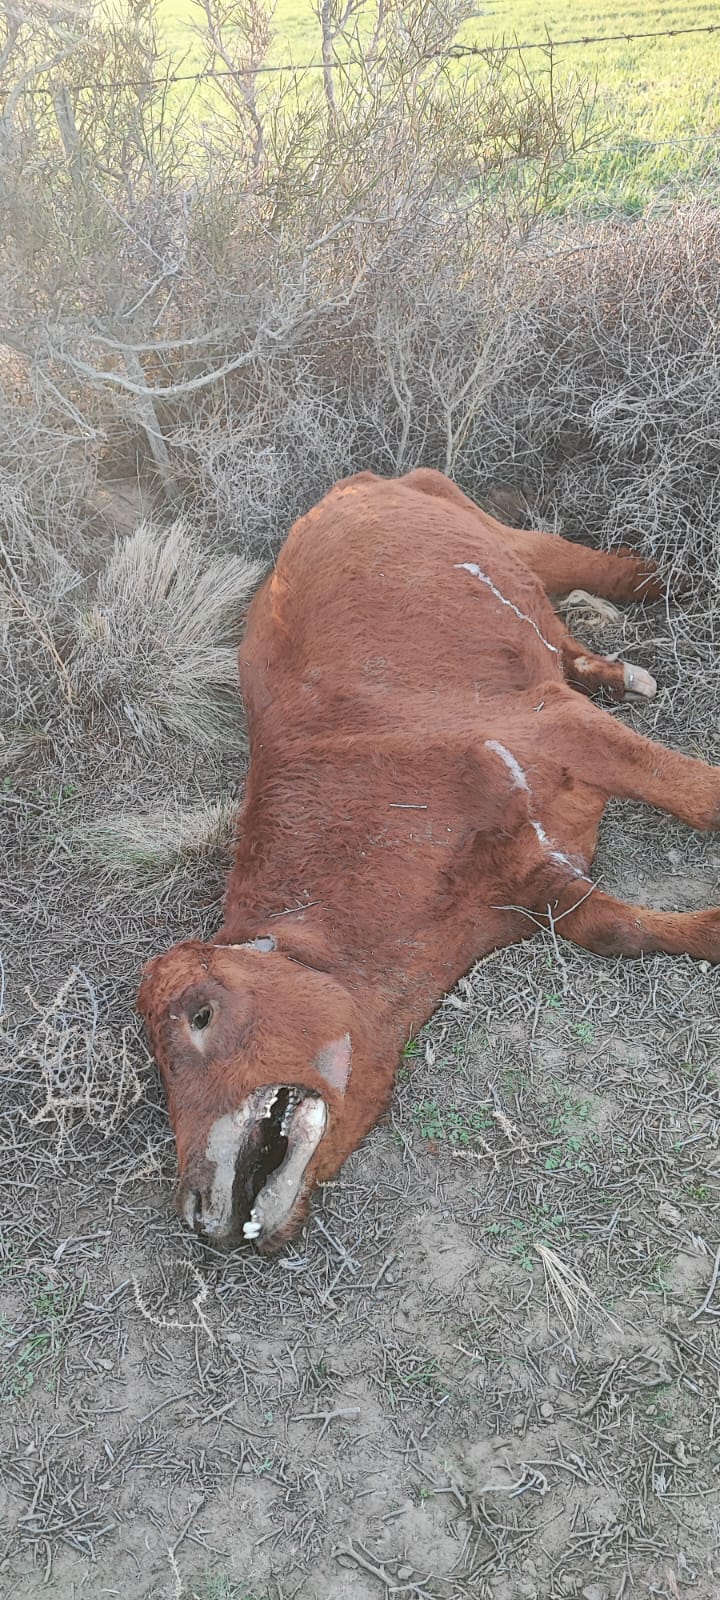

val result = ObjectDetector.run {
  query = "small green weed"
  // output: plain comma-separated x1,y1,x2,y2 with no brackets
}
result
543,1088,600,1174
648,1258,672,1295
191,1571,264,1600
0,1274,84,1403
412,1097,491,1145
544,1131,600,1175
386,1355,451,1410
641,1382,675,1428
488,1205,567,1273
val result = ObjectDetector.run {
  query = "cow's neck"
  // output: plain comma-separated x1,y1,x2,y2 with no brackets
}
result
216,897,427,1048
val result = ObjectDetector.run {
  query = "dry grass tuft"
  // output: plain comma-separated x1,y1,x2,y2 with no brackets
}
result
1,508,263,756
535,1240,622,1334
68,520,264,748
79,795,235,880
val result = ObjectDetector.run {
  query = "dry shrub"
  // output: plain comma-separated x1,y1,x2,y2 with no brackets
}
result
4,4,719,620
0,0,597,511
471,209,720,572
2,969,148,1155
174,205,720,613
0,0,601,753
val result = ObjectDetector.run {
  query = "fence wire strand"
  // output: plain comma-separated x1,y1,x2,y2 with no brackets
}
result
4,18,720,99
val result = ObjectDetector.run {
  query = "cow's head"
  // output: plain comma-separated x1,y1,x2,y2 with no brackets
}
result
137,938,360,1251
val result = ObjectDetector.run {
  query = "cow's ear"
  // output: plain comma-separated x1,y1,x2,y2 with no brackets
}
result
314,1032,352,1094
136,955,160,1015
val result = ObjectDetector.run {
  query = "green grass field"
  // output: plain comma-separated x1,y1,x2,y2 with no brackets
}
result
154,0,720,211
473,0,720,209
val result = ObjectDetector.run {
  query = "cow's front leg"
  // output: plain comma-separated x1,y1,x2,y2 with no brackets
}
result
530,685,720,833
560,635,657,704
545,880,720,964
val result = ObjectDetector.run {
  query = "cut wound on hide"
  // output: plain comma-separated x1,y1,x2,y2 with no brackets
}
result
314,1032,352,1092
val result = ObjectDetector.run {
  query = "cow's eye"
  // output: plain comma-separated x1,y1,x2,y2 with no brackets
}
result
190,1004,213,1031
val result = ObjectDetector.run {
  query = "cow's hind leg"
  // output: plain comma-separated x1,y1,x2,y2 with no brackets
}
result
508,532,664,604
548,881,720,963
400,468,660,700
398,468,665,602
518,690,720,962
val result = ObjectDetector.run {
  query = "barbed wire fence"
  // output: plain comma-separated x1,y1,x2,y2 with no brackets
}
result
2,16,718,183
6,18,720,95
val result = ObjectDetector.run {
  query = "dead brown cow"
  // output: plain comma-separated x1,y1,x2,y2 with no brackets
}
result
138,469,720,1252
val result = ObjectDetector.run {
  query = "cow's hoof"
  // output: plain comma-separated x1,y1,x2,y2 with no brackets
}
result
622,662,657,702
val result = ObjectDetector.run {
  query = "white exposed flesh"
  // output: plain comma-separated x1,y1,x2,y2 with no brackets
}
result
456,561,560,655
485,738,591,884
195,1100,259,1237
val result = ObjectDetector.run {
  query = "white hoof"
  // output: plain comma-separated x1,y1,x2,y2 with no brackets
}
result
622,662,657,701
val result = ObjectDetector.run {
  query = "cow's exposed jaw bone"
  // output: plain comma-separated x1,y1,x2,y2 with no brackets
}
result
243,1095,327,1244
